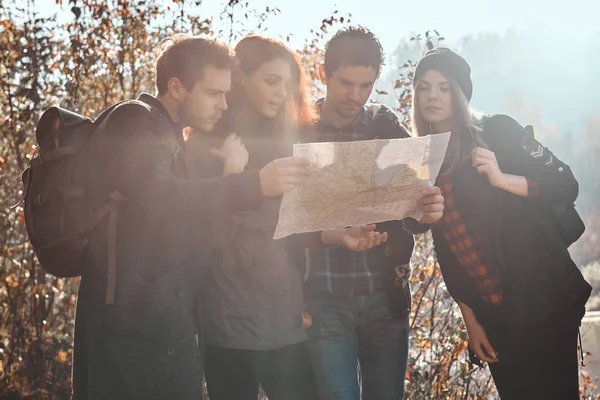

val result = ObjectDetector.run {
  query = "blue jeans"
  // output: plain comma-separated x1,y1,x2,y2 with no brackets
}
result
306,292,409,400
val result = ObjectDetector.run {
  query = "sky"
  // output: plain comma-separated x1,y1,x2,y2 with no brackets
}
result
238,0,599,54
31,0,600,134
35,0,600,59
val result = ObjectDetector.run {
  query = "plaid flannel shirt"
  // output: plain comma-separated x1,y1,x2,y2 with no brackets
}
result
436,174,541,304
305,99,412,297
437,176,503,304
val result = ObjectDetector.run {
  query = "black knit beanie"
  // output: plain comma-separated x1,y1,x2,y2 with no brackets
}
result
413,47,473,101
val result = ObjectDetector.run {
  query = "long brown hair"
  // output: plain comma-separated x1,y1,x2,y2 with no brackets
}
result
411,72,484,174
231,35,315,130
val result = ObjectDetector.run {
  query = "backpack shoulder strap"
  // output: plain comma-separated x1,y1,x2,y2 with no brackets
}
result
91,99,194,303
92,99,153,132
89,100,142,304
479,114,529,156
93,100,129,126
93,191,127,304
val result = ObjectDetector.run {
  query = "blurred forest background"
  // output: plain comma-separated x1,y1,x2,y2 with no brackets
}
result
1,0,598,398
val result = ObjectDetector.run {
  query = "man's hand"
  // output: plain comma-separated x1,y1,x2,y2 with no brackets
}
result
210,133,249,175
321,224,388,251
342,225,388,251
259,156,311,197
418,186,445,224
472,147,505,188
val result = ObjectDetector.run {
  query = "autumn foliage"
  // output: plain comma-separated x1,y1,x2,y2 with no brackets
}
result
0,1,597,399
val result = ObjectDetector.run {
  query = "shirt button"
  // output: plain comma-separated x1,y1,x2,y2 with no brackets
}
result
166,346,175,356
558,166,564,172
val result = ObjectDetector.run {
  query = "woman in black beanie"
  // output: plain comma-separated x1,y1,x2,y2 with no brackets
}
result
411,47,591,399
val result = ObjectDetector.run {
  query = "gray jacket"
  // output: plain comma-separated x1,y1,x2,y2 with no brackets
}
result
200,197,307,350
188,120,308,351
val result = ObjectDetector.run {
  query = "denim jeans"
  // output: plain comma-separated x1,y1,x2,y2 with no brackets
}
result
306,291,410,400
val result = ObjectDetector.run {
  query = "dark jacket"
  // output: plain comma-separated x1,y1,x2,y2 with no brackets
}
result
432,115,591,336
72,94,263,399
187,107,308,350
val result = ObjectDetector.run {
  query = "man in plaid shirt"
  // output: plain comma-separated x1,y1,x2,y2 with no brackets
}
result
304,27,444,400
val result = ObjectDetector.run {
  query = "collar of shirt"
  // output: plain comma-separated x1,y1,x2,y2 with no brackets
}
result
138,92,186,146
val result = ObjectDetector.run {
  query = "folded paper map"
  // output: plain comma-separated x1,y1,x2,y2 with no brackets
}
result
273,132,451,239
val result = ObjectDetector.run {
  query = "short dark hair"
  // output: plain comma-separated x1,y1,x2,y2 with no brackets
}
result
323,26,385,79
154,34,236,95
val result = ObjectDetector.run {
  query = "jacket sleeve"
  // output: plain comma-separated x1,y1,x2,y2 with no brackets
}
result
372,104,412,140
296,231,324,251
285,233,311,280
482,114,579,205
378,219,414,266
401,218,431,234
108,104,263,220
431,229,479,307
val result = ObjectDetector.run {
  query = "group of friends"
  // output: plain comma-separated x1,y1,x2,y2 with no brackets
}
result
71,26,592,400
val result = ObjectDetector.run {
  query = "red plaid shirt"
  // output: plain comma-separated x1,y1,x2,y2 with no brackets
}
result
436,177,503,304
436,175,541,304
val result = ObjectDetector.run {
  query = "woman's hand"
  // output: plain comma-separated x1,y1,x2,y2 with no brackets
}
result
210,133,249,176
417,186,445,224
465,317,499,365
472,147,505,187
458,301,499,365
472,146,530,197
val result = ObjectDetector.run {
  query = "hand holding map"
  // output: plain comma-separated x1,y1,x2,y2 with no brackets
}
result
273,132,451,239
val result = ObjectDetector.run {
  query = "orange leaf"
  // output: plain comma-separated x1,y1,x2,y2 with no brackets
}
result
5,275,19,288
57,350,68,363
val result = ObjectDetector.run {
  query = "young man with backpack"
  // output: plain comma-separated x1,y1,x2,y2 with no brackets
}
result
303,27,443,400
25,34,312,399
